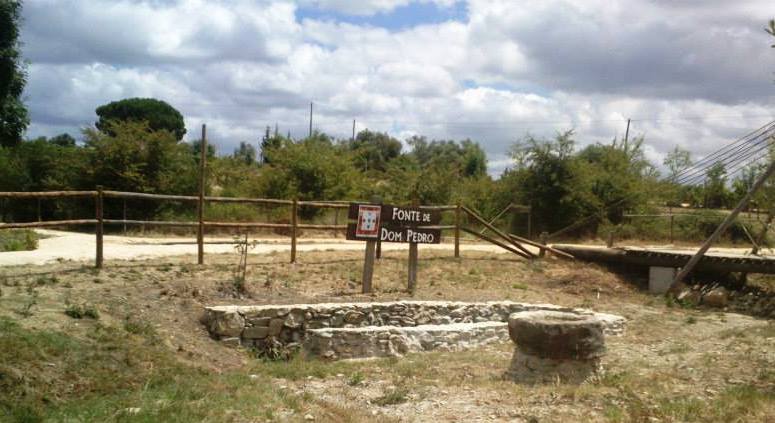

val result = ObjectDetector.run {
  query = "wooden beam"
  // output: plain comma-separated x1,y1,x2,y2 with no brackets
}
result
672,158,775,289
507,233,574,260
460,227,531,259
462,205,535,258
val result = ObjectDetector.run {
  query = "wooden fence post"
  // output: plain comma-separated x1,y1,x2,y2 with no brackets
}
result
197,124,207,265
527,206,532,239
123,199,127,235
539,232,548,258
291,198,298,263
362,239,376,294
95,186,104,269
408,197,419,294
669,212,675,244
454,201,461,258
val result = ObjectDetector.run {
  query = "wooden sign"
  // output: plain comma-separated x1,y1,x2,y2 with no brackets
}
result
348,203,441,225
347,223,441,244
381,205,441,225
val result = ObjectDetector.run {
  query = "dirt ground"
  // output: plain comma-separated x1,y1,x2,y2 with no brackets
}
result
1,247,774,422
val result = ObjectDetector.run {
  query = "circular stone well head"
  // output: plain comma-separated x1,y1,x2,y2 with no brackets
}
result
508,310,605,361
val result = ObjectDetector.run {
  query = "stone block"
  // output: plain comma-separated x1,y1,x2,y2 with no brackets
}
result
649,266,676,294
243,326,270,339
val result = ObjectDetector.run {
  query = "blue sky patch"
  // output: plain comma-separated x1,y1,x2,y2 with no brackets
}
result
296,1,468,30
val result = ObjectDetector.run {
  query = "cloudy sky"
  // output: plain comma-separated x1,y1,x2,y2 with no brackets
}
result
19,0,775,175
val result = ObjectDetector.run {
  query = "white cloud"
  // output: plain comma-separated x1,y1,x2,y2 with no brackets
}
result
17,0,775,176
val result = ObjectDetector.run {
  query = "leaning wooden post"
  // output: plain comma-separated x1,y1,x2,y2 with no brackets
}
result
95,186,104,269
454,201,461,258
290,198,298,263
539,232,548,258
197,124,207,265
672,159,775,290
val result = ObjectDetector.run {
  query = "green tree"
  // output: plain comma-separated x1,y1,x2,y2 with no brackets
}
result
259,134,363,218
506,131,597,234
233,141,256,165
84,120,197,200
663,146,692,179
349,130,402,172
702,162,729,209
95,98,187,141
48,133,76,147
0,0,29,147
767,19,775,47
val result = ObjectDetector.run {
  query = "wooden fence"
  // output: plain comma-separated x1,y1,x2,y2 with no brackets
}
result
0,189,462,268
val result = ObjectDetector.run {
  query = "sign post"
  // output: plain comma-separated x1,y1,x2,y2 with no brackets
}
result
350,203,382,294
347,201,442,294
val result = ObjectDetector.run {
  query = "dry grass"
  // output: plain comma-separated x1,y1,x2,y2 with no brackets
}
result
0,249,773,422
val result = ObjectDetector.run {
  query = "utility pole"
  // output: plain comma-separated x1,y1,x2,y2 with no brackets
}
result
309,102,313,138
623,118,631,155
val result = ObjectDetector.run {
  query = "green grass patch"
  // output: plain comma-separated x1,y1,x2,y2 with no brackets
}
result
0,316,338,422
0,230,38,252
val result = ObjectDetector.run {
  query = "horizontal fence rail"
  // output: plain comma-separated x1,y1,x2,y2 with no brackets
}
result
0,190,473,268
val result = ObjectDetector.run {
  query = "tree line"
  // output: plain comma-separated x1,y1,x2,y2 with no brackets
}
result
2,96,774,241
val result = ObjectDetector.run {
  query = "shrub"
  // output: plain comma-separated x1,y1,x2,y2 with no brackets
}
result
0,229,38,252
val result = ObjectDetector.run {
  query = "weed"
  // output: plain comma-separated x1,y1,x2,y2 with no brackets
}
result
512,283,529,290
347,371,365,386
15,290,38,318
123,317,157,339
373,386,410,406
685,316,697,324
64,304,100,320
33,275,58,286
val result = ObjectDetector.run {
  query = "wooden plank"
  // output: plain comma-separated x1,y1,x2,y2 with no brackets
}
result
207,196,293,205
297,224,347,230
0,219,97,229
0,191,97,198
460,227,531,259
103,219,199,227
462,205,535,258
297,201,348,208
103,191,198,202
203,221,291,229
507,233,574,260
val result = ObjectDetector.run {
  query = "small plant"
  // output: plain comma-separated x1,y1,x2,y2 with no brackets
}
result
15,290,38,318
685,316,697,324
34,275,58,286
347,371,365,387
124,317,157,339
373,386,410,406
511,283,528,290
65,304,100,319
233,233,258,295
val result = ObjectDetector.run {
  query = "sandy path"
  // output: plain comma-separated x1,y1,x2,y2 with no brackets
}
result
0,229,520,266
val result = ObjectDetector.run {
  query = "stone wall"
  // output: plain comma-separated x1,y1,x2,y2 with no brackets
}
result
203,301,626,359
